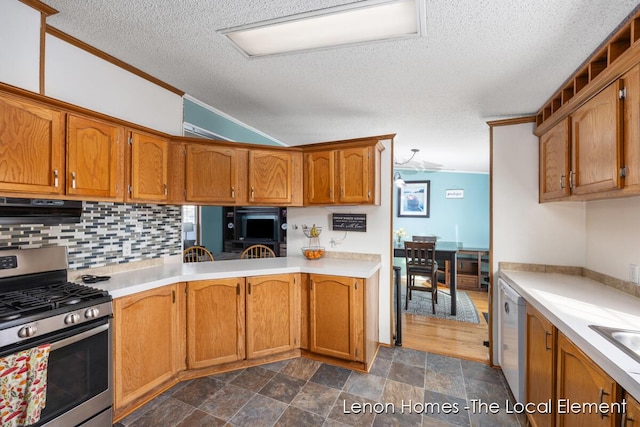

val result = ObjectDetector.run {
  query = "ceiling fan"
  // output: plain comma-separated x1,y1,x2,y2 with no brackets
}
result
394,148,446,173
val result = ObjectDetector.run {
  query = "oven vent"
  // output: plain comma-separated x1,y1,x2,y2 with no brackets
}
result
0,197,83,225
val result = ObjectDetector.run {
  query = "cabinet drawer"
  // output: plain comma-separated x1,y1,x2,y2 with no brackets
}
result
457,274,478,288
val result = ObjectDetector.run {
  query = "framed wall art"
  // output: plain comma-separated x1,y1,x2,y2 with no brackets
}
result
398,180,430,217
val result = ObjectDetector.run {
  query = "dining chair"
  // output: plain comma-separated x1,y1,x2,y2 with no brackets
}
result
404,240,438,313
183,245,214,263
412,235,437,243
240,244,276,259
413,235,448,287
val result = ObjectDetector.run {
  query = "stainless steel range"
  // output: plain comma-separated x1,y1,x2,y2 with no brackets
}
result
0,246,113,427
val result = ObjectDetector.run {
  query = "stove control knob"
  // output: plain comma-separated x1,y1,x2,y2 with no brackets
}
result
64,313,80,325
17,325,37,338
84,307,100,319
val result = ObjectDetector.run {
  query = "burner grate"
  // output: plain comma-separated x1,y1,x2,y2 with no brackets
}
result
0,282,109,321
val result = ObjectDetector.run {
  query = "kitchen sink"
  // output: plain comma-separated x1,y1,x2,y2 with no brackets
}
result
589,325,640,364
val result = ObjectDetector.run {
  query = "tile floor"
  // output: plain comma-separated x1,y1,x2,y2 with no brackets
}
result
114,347,527,427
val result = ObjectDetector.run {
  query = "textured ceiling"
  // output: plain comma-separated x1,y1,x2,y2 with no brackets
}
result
43,0,640,172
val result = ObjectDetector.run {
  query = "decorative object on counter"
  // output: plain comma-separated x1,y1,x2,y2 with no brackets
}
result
398,180,430,217
393,228,407,247
301,224,324,260
183,245,214,263
401,287,479,323
240,244,276,259
301,246,325,260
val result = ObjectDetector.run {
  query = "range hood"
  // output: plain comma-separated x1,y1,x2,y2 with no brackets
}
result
0,197,83,225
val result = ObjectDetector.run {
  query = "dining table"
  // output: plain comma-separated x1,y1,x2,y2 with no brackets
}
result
393,240,485,316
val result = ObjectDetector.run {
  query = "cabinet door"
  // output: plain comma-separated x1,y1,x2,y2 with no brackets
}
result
185,144,241,204
309,274,361,361
556,332,621,427
305,150,335,204
570,81,624,196
526,303,556,427
128,131,168,202
248,150,292,204
337,146,372,204
113,284,181,410
625,393,640,426
540,118,571,201
67,114,124,199
187,278,245,368
246,274,297,359
0,93,65,195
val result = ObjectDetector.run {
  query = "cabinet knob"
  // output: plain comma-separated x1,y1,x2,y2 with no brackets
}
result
71,172,77,189
53,170,59,187
231,186,235,198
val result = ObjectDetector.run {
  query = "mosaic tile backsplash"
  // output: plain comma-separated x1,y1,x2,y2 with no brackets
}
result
0,201,182,270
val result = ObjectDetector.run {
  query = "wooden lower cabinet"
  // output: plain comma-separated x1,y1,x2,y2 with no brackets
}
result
246,274,298,359
113,283,184,414
556,332,622,427
526,303,556,427
309,274,364,362
625,393,640,426
187,278,245,369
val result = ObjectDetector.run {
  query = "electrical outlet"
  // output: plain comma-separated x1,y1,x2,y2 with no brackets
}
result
629,264,639,284
122,241,132,257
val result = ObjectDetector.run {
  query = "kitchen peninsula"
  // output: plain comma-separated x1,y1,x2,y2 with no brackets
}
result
91,255,381,421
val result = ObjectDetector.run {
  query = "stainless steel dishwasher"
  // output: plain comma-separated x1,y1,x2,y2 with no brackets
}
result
498,277,526,403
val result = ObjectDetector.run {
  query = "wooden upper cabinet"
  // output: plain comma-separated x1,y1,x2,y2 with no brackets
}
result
248,150,294,205
540,118,571,202
305,150,336,204
245,274,297,359
67,114,124,199
338,146,374,204
570,80,625,196
556,332,621,427
184,144,245,204
0,93,65,195
127,131,168,203
303,139,383,206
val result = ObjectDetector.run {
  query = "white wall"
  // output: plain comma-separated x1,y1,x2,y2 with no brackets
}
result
0,0,40,92
45,35,183,135
491,121,586,360
287,139,394,345
586,197,640,280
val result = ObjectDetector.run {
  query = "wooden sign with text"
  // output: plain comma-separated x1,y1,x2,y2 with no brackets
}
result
332,213,367,232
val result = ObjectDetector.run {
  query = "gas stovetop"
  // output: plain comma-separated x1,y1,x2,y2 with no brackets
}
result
0,246,113,347
0,281,110,322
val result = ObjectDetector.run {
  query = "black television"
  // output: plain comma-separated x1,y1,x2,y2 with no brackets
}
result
242,216,277,241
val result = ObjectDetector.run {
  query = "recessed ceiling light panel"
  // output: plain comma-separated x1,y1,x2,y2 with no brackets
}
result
219,0,425,58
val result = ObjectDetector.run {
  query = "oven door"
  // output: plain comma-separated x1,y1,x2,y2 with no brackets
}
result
0,318,113,427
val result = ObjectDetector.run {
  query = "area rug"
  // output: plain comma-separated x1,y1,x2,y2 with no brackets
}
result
399,286,480,324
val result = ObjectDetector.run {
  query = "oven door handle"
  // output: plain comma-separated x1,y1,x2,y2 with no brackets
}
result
49,322,109,352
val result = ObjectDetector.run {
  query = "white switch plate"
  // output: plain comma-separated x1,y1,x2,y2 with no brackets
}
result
629,264,639,284
123,241,132,257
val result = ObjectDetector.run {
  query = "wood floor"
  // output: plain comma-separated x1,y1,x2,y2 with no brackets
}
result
400,288,490,364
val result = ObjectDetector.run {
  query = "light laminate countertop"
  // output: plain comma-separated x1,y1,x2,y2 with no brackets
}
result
499,270,640,401
91,256,382,299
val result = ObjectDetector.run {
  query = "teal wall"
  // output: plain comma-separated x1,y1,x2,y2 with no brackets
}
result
184,98,282,146
393,171,489,248
184,98,282,253
200,206,223,252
